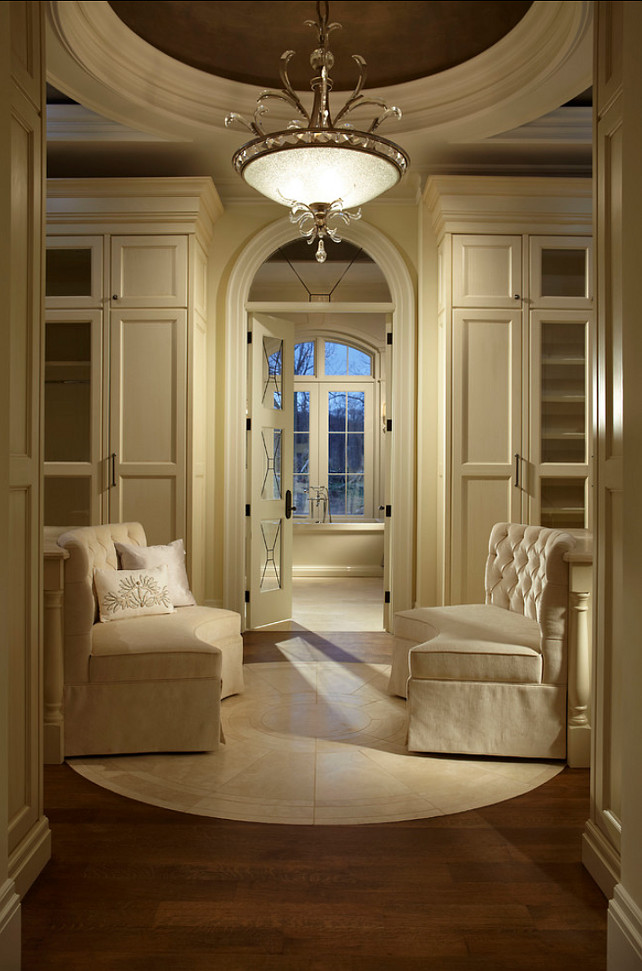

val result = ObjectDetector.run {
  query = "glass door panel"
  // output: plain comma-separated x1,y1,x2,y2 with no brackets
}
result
45,236,103,308
44,476,92,527
540,478,587,529
45,320,92,463
529,310,592,530
43,310,104,526
530,236,593,309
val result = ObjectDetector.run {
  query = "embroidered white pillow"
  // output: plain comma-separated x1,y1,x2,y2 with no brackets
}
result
94,566,174,622
115,538,196,607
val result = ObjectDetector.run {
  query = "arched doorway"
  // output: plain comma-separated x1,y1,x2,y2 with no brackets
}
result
223,217,416,631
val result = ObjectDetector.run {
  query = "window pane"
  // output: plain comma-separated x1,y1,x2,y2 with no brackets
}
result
294,390,310,431
348,347,372,376
347,392,365,431
329,433,345,473
294,341,315,376
346,474,365,516
347,433,364,473
294,433,309,473
328,476,346,516
325,341,347,375
328,391,346,431
293,474,308,516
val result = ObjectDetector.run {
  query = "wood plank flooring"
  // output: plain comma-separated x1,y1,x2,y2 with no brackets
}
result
21,633,608,970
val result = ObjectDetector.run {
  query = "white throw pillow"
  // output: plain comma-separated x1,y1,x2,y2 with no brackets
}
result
94,565,174,623
114,538,196,607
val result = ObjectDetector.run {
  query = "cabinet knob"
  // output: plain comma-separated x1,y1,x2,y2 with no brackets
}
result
514,294,520,300
112,294,118,300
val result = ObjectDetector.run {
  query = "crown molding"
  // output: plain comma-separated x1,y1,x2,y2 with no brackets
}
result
46,104,182,142
46,176,224,243
424,174,592,239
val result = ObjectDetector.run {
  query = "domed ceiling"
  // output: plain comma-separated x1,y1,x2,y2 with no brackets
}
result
45,1,593,196
107,1,533,90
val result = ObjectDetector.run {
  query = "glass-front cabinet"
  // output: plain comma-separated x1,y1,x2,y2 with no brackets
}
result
44,310,104,525
528,235,593,530
44,235,104,526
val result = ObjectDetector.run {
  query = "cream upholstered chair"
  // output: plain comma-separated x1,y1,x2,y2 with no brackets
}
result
58,522,244,757
389,523,575,759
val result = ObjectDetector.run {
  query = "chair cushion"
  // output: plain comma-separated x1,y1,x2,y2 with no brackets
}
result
89,605,241,684
400,604,543,685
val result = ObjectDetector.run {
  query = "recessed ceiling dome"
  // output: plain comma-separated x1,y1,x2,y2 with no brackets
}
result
107,0,533,91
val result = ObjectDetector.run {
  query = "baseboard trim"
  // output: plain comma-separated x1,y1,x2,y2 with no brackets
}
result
582,818,620,898
0,878,21,971
292,566,384,578
9,814,51,897
608,885,642,970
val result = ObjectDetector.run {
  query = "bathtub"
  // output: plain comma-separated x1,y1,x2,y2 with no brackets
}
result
292,520,385,577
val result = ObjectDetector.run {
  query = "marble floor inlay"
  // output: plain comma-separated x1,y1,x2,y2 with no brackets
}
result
69,657,564,825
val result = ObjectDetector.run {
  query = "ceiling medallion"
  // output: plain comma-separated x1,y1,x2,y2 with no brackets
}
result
226,0,409,262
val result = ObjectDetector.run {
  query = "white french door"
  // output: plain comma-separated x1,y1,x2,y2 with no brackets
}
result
246,314,295,628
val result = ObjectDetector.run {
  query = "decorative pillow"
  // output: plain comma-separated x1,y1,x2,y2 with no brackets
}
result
94,565,174,623
115,538,196,607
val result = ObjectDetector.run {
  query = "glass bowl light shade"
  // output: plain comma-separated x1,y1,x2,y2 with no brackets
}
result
233,128,409,209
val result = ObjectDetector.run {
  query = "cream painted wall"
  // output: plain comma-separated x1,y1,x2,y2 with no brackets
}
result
203,199,424,609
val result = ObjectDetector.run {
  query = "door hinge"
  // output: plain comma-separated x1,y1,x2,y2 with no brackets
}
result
246,418,252,432
245,590,250,604
386,418,392,433
384,590,391,604
245,503,251,517
386,504,392,518
387,332,393,346
247,331,252,344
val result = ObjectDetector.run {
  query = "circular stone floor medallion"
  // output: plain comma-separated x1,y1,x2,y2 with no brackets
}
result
68,661,564,825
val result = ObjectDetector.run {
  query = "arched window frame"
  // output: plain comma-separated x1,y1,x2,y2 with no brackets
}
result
293,333,384,522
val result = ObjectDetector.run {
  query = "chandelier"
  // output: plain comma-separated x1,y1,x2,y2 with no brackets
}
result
226,0,409,262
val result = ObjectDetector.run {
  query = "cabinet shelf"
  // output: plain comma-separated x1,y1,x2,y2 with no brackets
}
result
542,394,585,403
45,360,91,368
542,356,585,366
541,431,585,440
542,505,585,513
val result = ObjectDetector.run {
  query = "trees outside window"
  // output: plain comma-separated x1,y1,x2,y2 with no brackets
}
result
293,337,381,520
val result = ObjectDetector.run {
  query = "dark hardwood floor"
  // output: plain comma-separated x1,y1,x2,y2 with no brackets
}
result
21,633,608,970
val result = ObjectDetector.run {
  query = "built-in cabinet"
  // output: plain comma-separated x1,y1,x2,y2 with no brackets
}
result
426,177,593,604
44,179,222,599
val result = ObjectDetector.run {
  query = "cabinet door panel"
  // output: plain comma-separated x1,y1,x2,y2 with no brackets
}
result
109,309,186,543
453,478,518,604
111,236,188,308
453,235,522,308
451,309,522,602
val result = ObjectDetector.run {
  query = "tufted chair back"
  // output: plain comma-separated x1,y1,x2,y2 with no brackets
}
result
57,522,147,683
484,522,575,684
